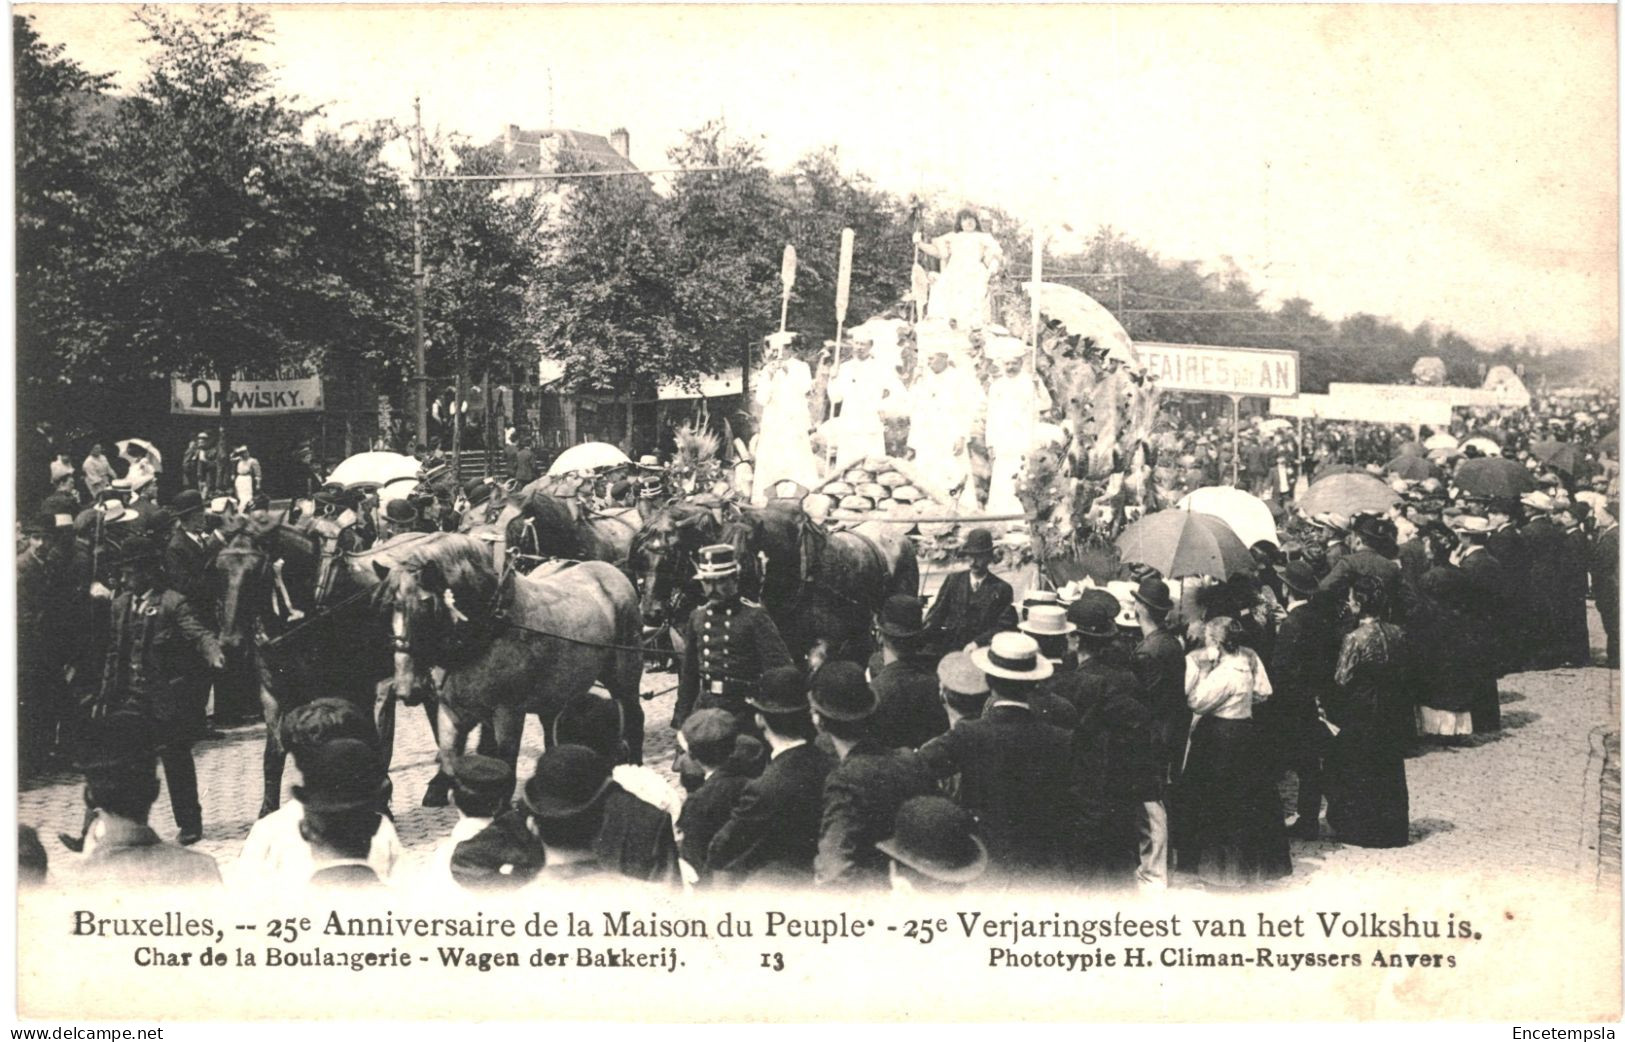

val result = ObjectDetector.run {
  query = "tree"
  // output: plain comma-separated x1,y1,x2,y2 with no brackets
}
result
14,14,114,497
86,5,407,481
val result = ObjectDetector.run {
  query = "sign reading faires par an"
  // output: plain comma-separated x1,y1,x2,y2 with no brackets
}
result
171,368,324,415
1137,343,1300,398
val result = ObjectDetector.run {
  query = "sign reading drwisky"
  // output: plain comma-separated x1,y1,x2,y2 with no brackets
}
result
1137,342,1300,397
171,368,324,415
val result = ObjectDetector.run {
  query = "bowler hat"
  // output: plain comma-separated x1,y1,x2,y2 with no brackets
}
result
958,528,996,557
694,543,739,580
170,489,204,517
292,738,388,812
748,665,810,714
118,535,161,566
875,796,989,884
936,651,989,697
1131,576,1174,615
680,709,740,768
382,498,419,525
808,661,879,721
450,822,544,890
970,632,1054,681
1021,589,1060,610
877,594,926,640
1065,595,1117,640
1351,514,1398,555
1018,604,1075,637
73,710,155,773
450,754,515,805
462,478,494,506
521,745,614,819
1280,561,1320,598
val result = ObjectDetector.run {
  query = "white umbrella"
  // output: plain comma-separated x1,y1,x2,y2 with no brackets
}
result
1462,437,1502,457
1424,432,1459,451
1176,485,1280,548
548,441,631,476
116,438,163,472
1021,282,1137,366
327,451,421,490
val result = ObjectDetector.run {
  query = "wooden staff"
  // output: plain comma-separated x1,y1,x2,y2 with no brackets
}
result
826,229,855,468
1030,228,1043,369
779,244,796,334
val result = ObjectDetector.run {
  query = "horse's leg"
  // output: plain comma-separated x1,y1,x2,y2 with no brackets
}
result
603,649,645,766
258,680,283,819
492,704,526,785
424,698,469,808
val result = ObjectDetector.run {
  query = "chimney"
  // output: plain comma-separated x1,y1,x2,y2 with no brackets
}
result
504,124,519,156
609,127,630,161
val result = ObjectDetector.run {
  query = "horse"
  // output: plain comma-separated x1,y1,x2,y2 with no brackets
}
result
214,514,466,814
502,475,641,572
373,534,646,783
733,500,920,666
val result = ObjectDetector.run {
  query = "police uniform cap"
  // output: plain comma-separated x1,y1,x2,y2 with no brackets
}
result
451,754,515,804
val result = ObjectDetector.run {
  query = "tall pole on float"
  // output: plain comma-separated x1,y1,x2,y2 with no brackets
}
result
1030,226,1044,368
826,228,855,470
411,96,429,450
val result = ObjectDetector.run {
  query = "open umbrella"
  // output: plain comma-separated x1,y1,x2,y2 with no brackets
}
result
1116,509,1255,581
1297,473,1401,517
1597,429,1618,456
1462,436,1502,457
1530,439,1581,475
1021,281,1136,366
1382,455,1437,481
1427,447,1463,465
1424,432,1459,451
1176,486,1279,548
1396,441,1425,457
1311,463,1363,480
1454,457,1537,499
116,438,163,472
327,451,421,490
547,441,632,476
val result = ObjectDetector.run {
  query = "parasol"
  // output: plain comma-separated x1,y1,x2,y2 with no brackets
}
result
116,438,163,472
327,451,421,490
1454,457,1537,499
1176,486,1279,548
1427,447,1463,464
1396,441,1425,458
1530,439,1581,475
1462,436,1502,457
1382,455,1438,481
1310,463,1362,480
1116,509,1255,581
1424,433,1459,451
547,442,632,477
1597,429,1618,456
1297,473,1401,517
1021,282,1136,366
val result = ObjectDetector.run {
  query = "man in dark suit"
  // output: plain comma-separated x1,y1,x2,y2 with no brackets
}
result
710,667,833,887
869,595,950,750
1556,501,1594,667
100,536,224,846
1317,514,1403,608
1127,579,1189,787
1519,493,1568,669
162,490,217,607
812,662,935,889
66,711,222,887
1265,562,1340,839
1592,505,1619,669
1484,498,1533,669
293,737,390,889
674,710,755,885
923,528,1014,652
917,632,1079,883
1451,515,1509,731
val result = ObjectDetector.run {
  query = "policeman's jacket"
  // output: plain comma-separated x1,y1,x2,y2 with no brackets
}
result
674,596,792,728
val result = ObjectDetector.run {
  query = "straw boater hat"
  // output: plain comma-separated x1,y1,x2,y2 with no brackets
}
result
694,544,739,580
1018,604,1075,638
936,651,989,698
970,632,1054,682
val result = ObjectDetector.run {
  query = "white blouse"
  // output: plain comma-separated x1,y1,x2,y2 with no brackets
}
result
1185,647,1273,721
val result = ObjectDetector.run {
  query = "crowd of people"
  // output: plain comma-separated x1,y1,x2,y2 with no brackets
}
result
16,373,1621,895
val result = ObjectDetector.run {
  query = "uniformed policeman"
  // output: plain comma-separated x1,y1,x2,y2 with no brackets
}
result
673,544,793,731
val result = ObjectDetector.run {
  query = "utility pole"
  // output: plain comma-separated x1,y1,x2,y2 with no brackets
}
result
412,96,429,449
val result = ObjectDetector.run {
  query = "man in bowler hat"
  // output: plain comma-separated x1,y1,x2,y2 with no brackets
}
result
870,594,951,750
811,661,935,889
709,667,833,887
923,528,1015,652
878,795,990,893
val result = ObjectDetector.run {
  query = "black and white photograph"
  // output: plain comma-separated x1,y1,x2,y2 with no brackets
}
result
8,2,1621,1024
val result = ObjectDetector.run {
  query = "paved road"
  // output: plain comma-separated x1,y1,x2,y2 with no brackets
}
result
19,602,1619,890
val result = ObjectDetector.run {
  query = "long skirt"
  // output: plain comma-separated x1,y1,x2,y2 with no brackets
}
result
1324,727,1410,847
1172,716,1292,887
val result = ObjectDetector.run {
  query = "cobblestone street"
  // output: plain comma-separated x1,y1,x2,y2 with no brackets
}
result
19,605,1621,893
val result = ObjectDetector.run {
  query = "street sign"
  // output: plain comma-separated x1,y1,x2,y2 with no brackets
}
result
1137,342,1300,397
171,368,324,415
